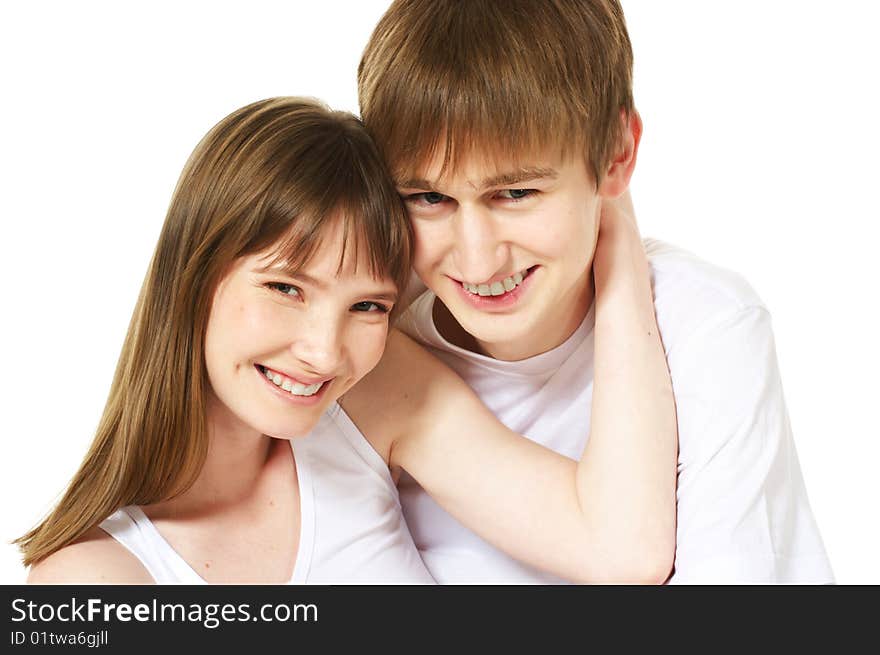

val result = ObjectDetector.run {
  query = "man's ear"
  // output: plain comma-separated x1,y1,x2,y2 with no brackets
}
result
598,108,642,198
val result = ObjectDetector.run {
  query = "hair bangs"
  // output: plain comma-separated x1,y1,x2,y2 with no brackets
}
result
251,123,412,296
384,85,584,184
360,0,635,185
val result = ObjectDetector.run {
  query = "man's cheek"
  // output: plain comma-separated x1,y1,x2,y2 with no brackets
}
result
412,250,437,279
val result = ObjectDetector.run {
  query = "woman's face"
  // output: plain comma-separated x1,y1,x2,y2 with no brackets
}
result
204,221,398,439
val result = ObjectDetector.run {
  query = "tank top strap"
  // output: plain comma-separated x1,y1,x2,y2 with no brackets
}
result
99,506,206,584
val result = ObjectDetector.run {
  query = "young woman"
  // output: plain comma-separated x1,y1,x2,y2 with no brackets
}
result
18,97,676,584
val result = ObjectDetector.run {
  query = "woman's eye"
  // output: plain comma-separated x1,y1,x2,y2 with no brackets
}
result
497,188,536,200
352,301,389,313
267,282,301,297
406,192,448,205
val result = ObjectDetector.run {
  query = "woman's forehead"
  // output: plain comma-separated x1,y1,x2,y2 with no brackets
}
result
255,223,396,286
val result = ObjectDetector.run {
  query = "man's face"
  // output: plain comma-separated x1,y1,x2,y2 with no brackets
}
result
398,149,600,361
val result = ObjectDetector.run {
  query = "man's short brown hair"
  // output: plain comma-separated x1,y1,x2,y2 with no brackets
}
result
358,0,635,185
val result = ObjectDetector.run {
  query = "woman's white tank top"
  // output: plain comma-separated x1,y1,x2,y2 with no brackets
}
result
99,403,434,584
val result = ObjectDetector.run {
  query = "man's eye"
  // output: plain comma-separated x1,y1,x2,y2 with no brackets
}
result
498,188,536,200
267,282,301,297
352,301,389,313
406,192,448,205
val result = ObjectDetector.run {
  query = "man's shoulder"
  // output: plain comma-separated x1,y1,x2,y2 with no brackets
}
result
646,239,765,311
645,239,768,346
645,241,790,464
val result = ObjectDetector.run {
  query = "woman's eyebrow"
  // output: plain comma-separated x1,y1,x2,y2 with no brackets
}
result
365,289,399,303
260,268,332,290
257,262,305,280
258,265,398,301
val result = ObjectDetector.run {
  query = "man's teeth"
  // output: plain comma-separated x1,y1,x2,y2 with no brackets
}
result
462,269,528,296
263,367,323,396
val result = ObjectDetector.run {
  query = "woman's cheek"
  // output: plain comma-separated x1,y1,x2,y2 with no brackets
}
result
357,323,391,378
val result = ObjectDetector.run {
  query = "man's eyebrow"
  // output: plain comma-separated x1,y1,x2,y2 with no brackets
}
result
396,178,436,191
396,167,558,191
480,167,558,188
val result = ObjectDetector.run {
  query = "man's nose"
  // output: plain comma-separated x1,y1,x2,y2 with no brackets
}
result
452,204,507,283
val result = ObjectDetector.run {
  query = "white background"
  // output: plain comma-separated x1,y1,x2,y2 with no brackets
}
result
1,1,877,584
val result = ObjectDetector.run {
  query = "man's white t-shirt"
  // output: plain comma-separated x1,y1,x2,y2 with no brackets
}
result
397,239,834,583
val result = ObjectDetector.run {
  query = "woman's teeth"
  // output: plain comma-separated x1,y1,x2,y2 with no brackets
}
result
461,269,528,296
262,367,323,396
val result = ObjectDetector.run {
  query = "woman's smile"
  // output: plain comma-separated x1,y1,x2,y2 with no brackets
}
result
256,363,331,404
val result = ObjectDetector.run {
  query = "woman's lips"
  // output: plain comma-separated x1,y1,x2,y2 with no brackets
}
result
256,364,331,403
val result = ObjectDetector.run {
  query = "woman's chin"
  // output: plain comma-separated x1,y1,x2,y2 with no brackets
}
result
261,420,320,440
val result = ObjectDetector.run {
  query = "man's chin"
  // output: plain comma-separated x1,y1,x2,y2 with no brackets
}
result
458,315,534,355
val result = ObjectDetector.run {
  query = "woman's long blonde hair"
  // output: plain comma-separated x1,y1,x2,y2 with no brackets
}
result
16,97,412,566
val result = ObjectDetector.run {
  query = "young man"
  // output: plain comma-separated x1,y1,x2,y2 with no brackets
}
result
354,0,833,583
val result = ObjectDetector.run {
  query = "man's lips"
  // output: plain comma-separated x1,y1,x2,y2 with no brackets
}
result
451,266,538,309
454,266,537,294
453,266,534,288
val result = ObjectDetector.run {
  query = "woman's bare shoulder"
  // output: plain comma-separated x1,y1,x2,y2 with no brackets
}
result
27,526,154,584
